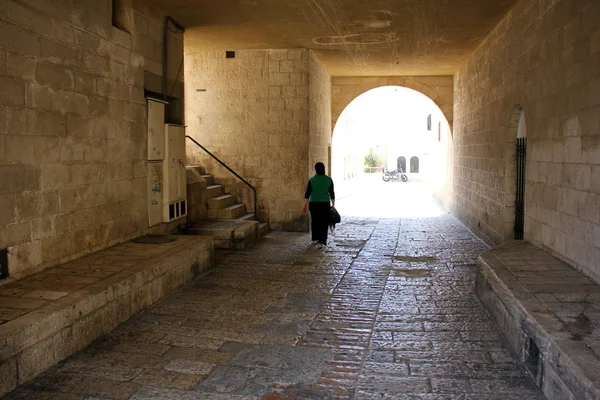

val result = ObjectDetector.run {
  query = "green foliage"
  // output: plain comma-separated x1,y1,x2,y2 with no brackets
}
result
364,148,379,168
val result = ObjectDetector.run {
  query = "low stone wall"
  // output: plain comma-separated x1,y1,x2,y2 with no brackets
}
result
0,235,213,397
476,241,600,400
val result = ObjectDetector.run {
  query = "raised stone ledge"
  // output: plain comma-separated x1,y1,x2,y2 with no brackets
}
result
477,241,600,400
0,235,214,397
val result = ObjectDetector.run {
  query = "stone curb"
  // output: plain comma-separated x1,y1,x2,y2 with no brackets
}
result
476,241,600,400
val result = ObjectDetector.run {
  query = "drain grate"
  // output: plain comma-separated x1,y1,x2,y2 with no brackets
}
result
132,235,177,244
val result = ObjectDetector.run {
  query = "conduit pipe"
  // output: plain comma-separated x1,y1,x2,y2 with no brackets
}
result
162,16,185,101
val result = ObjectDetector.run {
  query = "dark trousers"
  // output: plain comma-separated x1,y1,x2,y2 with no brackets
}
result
309,202,331,245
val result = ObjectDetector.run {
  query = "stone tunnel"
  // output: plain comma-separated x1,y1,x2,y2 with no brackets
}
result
0,0,599,399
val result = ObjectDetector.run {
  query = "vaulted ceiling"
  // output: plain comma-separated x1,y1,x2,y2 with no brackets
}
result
147,0,518,76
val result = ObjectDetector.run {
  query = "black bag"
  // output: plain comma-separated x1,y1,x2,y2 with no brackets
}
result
329,207,341,231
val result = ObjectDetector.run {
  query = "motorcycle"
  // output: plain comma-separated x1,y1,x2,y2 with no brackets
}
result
382,167,408,183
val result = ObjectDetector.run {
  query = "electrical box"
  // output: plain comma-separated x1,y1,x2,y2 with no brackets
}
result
147,162,163,227
163,124,187,222
147,98,167,161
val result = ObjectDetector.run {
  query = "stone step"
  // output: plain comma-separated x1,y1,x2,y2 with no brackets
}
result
186,165,204,175
187,166,264,249
202,174,214,186
186,220,259,249
239,213,256,221
233,222,259,249
208,203,246,220
221,204,247,219
208,194,236,210
206,184,223,199
258,222,270,237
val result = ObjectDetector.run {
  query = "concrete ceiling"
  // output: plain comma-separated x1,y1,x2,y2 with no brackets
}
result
148,0,518,76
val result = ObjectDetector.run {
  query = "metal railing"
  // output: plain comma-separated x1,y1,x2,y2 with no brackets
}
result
185,136,257,221
514,137,527,240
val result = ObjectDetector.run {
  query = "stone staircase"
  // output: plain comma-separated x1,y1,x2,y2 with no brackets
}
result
185,166,269,249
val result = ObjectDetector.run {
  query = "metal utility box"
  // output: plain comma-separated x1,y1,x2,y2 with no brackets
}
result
147,162,163,227
147,98,167,161
163,124,187,222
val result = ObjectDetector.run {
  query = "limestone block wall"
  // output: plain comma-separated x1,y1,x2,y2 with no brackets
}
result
185,49,311,231
0,0,180,280
331,76,454,132
431,114,455,211
454,0,600,282
308,52,332,178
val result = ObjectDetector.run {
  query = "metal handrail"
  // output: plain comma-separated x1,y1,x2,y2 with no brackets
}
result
186,136,257,221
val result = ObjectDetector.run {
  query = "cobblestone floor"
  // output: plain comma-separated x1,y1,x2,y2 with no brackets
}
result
5,213,546,399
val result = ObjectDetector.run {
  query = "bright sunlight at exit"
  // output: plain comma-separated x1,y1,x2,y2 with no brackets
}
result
332,86,453,219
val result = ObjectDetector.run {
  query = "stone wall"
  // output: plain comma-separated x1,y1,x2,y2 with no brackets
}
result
184,49,310,231
331,76,454,132
308,53,332,178
431,113,455,211
454,0,600,282
0,0,182,280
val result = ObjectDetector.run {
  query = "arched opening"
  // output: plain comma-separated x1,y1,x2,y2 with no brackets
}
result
331,86,453,218
410,156,420,173
397,156,406,172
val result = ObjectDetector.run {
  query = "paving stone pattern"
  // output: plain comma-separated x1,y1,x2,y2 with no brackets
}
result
5,215,545,399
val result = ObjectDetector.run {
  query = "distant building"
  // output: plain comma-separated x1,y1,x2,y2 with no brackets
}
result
332,87,449,184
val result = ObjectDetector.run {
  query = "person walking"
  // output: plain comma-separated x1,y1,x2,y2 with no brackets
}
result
303,162,335,248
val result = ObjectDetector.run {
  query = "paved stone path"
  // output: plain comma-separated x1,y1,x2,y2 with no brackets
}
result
5,213,545,399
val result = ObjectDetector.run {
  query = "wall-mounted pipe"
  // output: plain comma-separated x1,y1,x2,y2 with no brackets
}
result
162,16,185,101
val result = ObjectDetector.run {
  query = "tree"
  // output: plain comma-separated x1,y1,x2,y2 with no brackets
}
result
364,148,379,172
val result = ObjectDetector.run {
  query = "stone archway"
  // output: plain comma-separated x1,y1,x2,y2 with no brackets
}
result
331,76,454,134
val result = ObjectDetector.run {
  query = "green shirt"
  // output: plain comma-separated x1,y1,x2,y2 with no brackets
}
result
305,175,335,203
